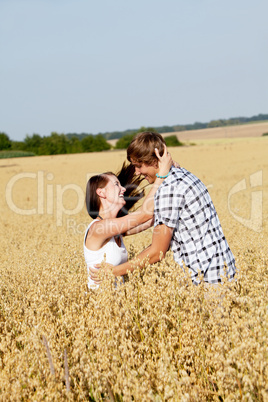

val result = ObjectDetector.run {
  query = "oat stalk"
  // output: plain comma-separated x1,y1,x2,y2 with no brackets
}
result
42,335,55,376
64,348,70,392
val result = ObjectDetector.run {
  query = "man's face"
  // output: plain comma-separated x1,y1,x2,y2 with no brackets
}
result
131,159,158,184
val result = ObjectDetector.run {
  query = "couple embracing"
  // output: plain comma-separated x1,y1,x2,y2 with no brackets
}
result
84,131,236,289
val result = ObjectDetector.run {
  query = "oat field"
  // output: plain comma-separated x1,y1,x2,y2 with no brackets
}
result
0,137,267,401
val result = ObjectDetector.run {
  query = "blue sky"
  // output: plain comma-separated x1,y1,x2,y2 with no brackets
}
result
1,0,267,141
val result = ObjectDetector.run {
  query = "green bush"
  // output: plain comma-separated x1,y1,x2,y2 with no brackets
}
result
164,135,184,147
115,133,136,149
262,132,268,136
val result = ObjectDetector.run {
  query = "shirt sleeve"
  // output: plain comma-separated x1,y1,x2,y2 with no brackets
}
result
154,184,184,228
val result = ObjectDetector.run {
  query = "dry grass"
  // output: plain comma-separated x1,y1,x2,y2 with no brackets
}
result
0,137,268,400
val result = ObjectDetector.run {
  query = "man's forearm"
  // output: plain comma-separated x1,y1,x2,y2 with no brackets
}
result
112,245,162,276
112,224,174,277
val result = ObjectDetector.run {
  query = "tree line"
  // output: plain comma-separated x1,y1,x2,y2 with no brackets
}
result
66,113,268,141
0,132,111,155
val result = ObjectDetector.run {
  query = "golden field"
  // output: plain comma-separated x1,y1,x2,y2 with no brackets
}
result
0,135,268,401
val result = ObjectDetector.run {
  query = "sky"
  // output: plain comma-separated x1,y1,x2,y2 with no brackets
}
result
1,0,268,141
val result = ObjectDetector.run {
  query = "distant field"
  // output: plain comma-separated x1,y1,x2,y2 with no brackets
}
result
107,121,268,146
0,150,35,158
170,121,268,142
0,137,267,399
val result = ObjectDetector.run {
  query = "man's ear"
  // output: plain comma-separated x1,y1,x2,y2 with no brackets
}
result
153,160,159,169
96,188,106,199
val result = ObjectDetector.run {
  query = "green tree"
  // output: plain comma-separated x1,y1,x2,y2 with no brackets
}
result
0,132,12,150
93,134,111,152
207,119,226,128
24,134,43,154
80,134,110,152
67,136,82,153
40,133,68,155
11,141,26,151
81,135,96,152
136,126,158,134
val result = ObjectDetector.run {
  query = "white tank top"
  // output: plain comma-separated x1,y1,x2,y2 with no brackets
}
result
84,219,128,289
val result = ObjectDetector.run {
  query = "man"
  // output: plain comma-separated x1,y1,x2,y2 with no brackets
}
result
90,131,236,285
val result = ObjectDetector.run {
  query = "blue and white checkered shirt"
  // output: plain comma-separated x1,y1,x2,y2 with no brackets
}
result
154,167,236,285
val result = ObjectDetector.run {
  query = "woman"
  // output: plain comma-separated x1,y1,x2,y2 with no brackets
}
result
84,146,172,289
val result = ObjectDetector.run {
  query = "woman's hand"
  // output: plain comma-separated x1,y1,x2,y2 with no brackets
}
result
89,263,114,283
155,145,173,177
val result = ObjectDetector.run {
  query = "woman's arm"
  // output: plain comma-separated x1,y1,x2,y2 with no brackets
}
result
124,217,154,236
88,146,172,242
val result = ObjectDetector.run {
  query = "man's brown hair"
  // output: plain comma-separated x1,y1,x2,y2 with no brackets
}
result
127,131,166,166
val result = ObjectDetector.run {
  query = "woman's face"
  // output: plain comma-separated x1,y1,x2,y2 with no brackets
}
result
103,175,126,208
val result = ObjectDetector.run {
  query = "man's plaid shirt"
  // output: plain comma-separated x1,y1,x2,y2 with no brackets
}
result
154,166,236,285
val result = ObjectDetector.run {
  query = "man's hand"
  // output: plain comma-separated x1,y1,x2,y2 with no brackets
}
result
155,145,172,176
89,263,114,284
